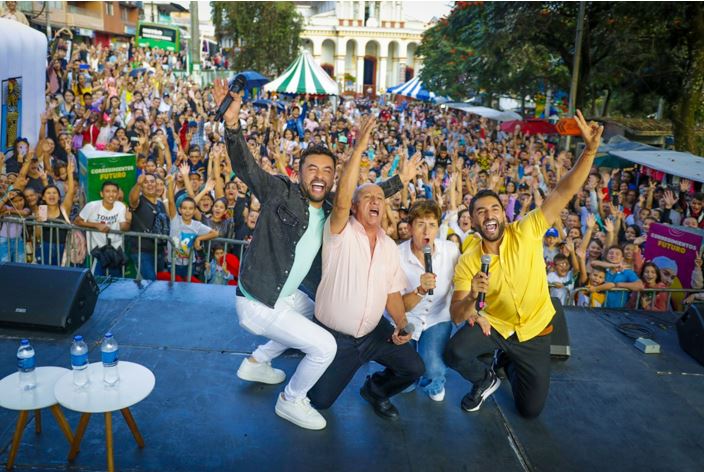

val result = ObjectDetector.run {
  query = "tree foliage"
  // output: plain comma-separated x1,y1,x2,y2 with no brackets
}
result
211,1,303,75
419,1,704,153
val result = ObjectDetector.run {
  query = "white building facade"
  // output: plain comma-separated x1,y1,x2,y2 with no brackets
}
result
296,1,429,95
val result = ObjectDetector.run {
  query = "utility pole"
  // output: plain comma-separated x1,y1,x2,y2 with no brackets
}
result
189,1,201,79
566,1,586,150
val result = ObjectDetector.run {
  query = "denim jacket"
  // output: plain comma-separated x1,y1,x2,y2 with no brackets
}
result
225,126,403,308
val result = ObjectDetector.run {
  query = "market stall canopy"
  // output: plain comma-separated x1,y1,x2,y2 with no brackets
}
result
444,103,521,121
235,70,270,90
610,149,704,183
500,119,558,135
263,52,338,95
386,76,449,103
594,136,660,168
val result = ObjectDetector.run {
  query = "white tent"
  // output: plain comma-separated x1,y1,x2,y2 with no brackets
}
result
610,150,704,184
445,103,522,121
0,19,47,152
386,76,449,103
264,52,339,95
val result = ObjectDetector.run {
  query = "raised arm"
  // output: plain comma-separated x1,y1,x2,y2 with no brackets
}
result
329,115,376,234
213,79,282,203
167,175,176,219
541,111,603,226
61,160,76,215
129,174,144,209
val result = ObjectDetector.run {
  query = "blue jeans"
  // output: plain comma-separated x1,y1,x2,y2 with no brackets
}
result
0,237,25,263
406,321,452,396
38,242,64,266
129,251,162,280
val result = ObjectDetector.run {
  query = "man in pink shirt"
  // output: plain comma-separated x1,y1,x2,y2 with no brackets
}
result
308,115,424,420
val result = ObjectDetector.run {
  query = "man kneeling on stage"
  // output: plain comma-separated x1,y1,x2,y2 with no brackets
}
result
445,111,603,418
308,115,424,419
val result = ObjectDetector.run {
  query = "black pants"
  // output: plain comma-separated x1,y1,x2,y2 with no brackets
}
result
308,317,425,410
444,323,551,418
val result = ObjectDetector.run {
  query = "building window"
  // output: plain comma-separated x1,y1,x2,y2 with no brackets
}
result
105,2,113,16
121,6,128,21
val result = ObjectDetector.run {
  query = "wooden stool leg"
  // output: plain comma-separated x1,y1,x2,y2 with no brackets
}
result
6,410,28,471
105,412,114,472
120,408,145,448
34,410,41,434
67,413,91,461
49,405,74,444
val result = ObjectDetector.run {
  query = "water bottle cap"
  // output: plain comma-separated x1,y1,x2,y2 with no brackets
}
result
20,339,29,345
74,335,83,342
105,332,113,338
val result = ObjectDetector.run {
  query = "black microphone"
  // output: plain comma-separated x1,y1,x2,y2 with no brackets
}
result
215,74,247,122
423,244,433,296
475,254,492,311
398,323,416,338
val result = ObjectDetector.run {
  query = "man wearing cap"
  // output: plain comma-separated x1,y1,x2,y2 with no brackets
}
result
444,111,603,418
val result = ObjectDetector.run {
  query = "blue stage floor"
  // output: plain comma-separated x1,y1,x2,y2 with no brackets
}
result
1,280,703,471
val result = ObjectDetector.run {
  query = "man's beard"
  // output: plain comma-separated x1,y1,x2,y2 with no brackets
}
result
474,219,506,242
301,180,329,203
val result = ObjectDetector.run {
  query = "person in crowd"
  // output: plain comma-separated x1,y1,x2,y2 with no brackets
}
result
33,160,75,266
307,115,424,419
204,242,236,285
591,246,644,308
74,181,131,276
629,262,669,311
398,199,461,402
0,190,30,262
127,173,171,280
548,253,575,305
444,111,602,419
165,177,218,281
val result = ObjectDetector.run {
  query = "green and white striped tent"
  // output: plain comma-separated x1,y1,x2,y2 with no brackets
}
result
264,52,339,95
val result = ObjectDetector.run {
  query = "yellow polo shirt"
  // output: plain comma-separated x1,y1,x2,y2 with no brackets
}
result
453,209,555,341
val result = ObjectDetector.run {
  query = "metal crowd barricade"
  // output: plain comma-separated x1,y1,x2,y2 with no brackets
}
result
0,216,248,285
566,286,702,312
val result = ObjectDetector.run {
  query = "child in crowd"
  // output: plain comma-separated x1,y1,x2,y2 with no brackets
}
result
204,242,235,285
548,253,574,305
577,265,608,308
543,227,561,271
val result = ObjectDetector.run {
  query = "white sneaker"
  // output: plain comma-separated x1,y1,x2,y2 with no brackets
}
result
275,393,326,430
237,358,286,384
429,388,446,402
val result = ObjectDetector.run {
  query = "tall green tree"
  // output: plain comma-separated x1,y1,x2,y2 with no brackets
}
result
211,1,303,75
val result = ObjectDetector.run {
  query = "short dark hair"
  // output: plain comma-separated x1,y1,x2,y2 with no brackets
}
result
469,189,503,216
553,253,570,265
180,196,196,208
299,144,337,172
101,181,119,191
693,192,704,202
591,265,607,275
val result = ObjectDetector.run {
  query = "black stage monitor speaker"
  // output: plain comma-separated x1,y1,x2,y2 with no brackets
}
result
550,297,571,358
0,263,99,331
677,303,704,366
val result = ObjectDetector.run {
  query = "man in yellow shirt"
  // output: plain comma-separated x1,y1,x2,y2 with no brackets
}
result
445,111,603,418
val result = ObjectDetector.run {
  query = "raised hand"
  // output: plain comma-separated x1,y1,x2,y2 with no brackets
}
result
574,109,604,153
663,190,678,209
212,78,242,127
399,151,422,186
178,162,190,176
586,213,596,230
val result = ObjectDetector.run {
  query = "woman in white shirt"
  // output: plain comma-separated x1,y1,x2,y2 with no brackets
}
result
400,199,460,401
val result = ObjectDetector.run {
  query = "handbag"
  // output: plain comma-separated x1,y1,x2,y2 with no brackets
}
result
59,206,87,266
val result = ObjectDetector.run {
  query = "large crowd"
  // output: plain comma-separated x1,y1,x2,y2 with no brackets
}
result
0,36,703,309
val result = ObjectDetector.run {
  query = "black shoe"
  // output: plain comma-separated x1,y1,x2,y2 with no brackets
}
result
492,349,510,380
461,369,501,412
360,379,400,420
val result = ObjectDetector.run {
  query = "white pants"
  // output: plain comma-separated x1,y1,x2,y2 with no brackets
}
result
236,290,337,401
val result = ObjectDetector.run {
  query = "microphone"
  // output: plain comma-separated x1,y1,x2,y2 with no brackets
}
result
398,323,415,338
475,254,492,311
423,244,433,296
215,74,247,122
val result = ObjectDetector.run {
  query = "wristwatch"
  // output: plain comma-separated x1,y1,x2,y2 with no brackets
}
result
414,286,426,297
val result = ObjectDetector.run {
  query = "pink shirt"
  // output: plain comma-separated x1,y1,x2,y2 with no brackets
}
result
315,216,408,338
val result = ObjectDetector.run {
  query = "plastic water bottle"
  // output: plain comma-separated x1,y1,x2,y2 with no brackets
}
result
17,339,37,391
101,332,119,386
70,335,89,388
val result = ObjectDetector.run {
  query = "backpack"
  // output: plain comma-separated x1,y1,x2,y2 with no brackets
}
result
60,207,87,266
150,200,170,236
